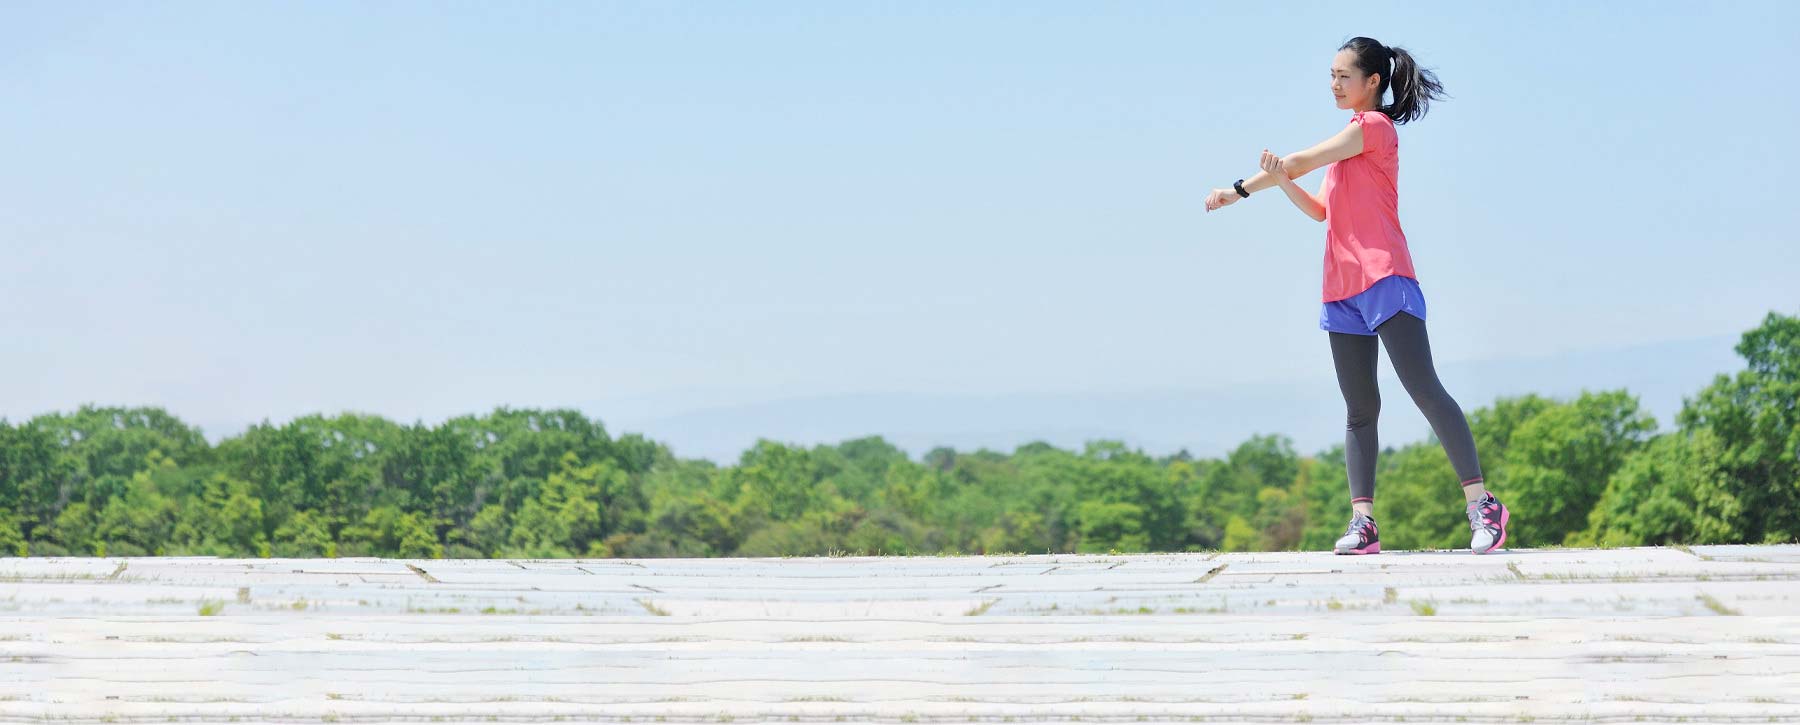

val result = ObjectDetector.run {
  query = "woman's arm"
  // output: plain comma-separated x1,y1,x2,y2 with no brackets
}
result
1204,122,1364,212
1260,150,1325,222
1247,122,1363,191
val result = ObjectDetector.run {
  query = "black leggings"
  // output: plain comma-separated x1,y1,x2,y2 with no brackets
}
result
1329,311,1483,504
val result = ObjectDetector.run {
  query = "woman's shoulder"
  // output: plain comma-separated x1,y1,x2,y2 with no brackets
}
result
1350,109,1396,128
1348,110,1399,155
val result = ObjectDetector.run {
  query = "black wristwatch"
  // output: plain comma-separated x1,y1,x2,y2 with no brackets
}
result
1233,179,1250,198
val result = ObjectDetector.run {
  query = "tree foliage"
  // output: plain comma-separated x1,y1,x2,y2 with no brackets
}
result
3,313,1794,558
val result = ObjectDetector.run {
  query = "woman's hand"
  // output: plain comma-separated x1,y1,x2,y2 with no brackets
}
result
1204,187,1241,212
1259,149,1289,185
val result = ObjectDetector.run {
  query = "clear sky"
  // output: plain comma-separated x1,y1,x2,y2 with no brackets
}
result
3,2,1796,454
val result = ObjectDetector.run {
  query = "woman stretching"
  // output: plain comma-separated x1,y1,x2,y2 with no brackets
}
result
1204,37,1509,555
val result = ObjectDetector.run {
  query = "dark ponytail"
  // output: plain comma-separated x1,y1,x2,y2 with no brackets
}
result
1338,37,1446,125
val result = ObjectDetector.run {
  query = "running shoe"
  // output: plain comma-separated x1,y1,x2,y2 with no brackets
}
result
1467,492,1510,554
1333,512,1380,555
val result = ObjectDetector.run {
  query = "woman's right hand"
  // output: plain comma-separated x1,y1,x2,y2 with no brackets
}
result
1205,187,1241,212
1259,149,1289,184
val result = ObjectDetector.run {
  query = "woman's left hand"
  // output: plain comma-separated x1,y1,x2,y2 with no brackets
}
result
1205,187,1240,212
1259,148,1288,183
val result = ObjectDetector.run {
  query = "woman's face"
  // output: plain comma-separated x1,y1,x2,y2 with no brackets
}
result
1331,49,1381,111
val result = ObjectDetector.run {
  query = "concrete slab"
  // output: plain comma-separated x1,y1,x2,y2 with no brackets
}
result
2,546,1797,723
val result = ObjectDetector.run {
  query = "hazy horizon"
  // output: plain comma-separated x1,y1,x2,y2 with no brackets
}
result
30,328,1741,465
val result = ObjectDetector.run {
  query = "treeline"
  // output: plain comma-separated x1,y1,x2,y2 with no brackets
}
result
1,312,1794,559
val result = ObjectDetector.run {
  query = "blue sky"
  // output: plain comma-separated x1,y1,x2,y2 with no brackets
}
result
2,2,1796,458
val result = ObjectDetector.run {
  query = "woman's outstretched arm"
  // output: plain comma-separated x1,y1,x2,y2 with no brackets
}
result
1204,122,1364,212
1259,150,1325,222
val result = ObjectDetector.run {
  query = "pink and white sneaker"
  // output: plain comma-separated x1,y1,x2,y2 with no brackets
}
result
1333,512,1380,555
1467,493,1510,554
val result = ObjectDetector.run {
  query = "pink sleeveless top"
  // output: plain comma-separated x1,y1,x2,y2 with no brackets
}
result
1318,109,1415,302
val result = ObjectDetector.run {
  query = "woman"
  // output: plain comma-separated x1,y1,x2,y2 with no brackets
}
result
1203,37,1509,555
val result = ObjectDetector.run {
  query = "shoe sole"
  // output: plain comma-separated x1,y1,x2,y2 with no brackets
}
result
1334,542,1380,555
1473,505,1510,554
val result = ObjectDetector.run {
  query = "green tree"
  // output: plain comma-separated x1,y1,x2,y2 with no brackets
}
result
1677,311,1800,544
503,452,627,557
726,440,822,525
340,506,443,559
273,509,336,557
50,501,98,555
465,504,512,557
0,508,27,557
94,455,182,556
1076,500,1148,553
206,473,270,556
1576,429,1742,547
1221,514,1259,552
1497,390,1656,546
0,421,68,538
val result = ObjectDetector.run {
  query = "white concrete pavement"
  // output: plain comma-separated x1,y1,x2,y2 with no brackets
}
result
3,545,1798,723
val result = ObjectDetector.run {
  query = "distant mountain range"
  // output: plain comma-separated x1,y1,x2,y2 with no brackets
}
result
605,333,1744,463
174,333,1744,464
